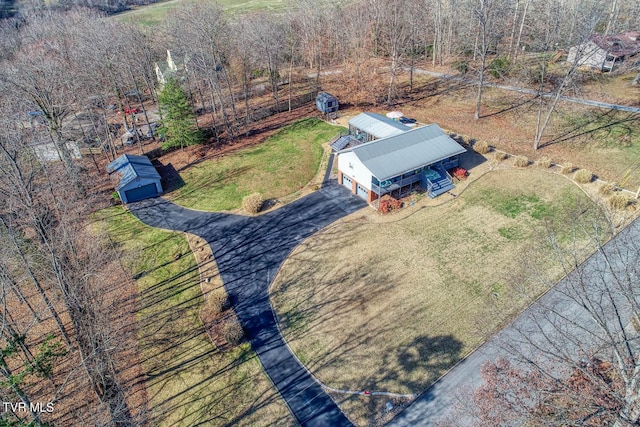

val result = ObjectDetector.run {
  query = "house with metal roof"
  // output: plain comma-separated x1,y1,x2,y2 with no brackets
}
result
107,154,163,203
337,123,465,207
348,112,410,142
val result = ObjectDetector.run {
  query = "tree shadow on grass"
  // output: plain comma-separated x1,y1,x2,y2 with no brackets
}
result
168,165,252,204
538,109,639,149
269,224,465,396
478,94,540,119
405,76,475,103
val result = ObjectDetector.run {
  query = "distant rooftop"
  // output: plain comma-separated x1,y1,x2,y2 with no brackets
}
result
590,31,640,57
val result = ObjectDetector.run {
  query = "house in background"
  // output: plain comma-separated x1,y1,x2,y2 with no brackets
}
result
154,50,179,85
30,140,81,162
107,154,163,203
567,31,640,71
337,123,466,207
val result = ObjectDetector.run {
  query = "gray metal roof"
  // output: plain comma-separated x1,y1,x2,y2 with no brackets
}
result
106,154,161,191
348,112,409,139
340,124,466,181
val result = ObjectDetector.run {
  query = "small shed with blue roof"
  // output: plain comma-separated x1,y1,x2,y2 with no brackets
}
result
107,154,163,203
315,92,339,115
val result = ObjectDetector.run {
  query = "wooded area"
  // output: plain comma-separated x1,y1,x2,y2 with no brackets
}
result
0,0,639,425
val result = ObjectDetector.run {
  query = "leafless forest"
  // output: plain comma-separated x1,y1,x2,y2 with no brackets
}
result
0,0,639,425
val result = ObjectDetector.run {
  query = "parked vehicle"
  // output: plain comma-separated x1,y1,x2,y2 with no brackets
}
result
399,117,417,125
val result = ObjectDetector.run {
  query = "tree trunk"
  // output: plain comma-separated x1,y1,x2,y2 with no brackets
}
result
0,218,71,346
508,0,519,60
514,0,530,61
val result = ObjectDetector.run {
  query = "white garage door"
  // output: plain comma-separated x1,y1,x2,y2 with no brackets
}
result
356,184,368,199
342,175,352,190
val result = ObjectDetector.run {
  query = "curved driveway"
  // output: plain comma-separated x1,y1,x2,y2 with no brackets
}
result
131,183,366,427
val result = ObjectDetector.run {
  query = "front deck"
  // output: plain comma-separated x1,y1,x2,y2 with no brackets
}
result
371,163,456,201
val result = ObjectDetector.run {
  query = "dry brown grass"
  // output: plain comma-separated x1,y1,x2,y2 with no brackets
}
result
271,170,603,423
574,169,593,184
513,155,529,167
561,162,574,174
494,151,508,161
243,192,264,214
537,157,552,168
473,140,490,154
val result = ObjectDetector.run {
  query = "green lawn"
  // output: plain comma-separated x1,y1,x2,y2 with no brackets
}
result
168,118,341,211
95,207,294,427
117,0,285,26
270,169,608,425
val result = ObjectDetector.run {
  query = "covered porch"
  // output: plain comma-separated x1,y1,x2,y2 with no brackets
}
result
370,161,457,208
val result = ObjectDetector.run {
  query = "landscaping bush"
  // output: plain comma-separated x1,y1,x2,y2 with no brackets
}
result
488,56,510,79
560,162,574,174
574,169,593,184
207,289,229,317
453,60,469,74
222,317,244,346
110,191,121,206
450,167,469,180
537,157,552,168
242,193,264,214
599,182,617,196
513,156,529,167
379,197,402,214
608,193,633,210
473,140,490,154
494,151,508,161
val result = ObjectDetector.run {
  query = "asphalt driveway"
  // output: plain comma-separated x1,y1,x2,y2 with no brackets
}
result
131,183,366,427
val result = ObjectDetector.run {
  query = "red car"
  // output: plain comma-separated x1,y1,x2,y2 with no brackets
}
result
117,107,140,115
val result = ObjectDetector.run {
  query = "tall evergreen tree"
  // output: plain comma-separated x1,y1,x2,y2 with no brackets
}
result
158,77,202,150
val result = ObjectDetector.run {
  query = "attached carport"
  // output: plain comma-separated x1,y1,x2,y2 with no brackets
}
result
107,154,163,203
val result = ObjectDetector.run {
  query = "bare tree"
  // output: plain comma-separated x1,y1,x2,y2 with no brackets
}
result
338,0,377,105
246,12,288,111
376,0,413,105
473,0,509,120
532,0,603,150
470,214,640,426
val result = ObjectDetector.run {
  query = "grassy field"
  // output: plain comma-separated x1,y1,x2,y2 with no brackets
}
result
270,169,607,424
95,207,294,427
167,118,340,211
118,0,285,26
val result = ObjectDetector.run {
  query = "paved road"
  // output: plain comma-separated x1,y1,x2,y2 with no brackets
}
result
388,217,640,426
131,183,366,427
